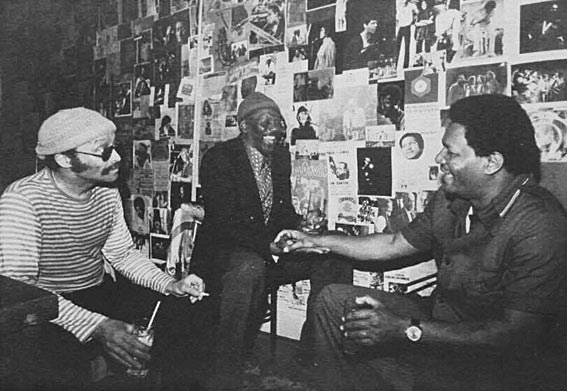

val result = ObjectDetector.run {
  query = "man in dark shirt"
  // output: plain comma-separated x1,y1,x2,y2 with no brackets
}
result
276,94,567,391
191,92,352,390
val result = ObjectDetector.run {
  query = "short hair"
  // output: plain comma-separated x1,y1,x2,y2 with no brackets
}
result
448,95,541,180
399,132,424,150
361,15,377,26
380,84,402,103
162,115,171,125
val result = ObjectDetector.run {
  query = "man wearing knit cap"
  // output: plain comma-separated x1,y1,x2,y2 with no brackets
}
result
190,92,353,390
0,107,206,389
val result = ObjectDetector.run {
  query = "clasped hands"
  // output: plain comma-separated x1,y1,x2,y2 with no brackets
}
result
341,295,406,348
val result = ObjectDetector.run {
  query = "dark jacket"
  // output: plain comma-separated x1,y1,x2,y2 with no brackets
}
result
190,137,301,290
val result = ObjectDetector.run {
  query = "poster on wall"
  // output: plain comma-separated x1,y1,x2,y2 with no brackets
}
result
512,59,567,104
520,0,567,54
527,107,567,162
445,61,507,106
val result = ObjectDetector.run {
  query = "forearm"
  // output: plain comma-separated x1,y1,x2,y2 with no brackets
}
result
316,231,418,262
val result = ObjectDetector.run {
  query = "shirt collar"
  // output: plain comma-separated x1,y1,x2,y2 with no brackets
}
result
448,174,533,235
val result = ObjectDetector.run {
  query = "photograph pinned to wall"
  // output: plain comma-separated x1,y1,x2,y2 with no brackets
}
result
404,68,439,105
288,0,307,27
170,143,194,182
259,52,279,85
150,208,170,235
457,0,505,61
178,104,196,140
153,191,169,208
520,0,567,54
328,195,358,224
366,124,396,148
248,0,286,51
378,80,405,131
132,232,150,258
304,68,334,101
135,29,152,63
357,196,398,233
231,40,249,63
289,102,318,145
170,181,193,211
445,61,507,106
152,83,169,106
322,140,362,195
340,0,396,73
306,6,337,71
130,195,152,234
289,46,309,64
393,130,442,192
201,23,215,57
177,77,196,104
291,159,328,219
512,59,567,105
357,147,392,197
133,96,152,119
156,107,178,139
333,84,379,141
199,56,214,74
112,81,132,117
287,25,308,48
527,107,567,162
295,139,320,160
369,57,398,83
134,140,153,170
134,63,152,99
150,235,170,264
153,46,181,84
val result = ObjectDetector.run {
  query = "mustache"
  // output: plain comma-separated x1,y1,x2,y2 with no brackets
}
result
101,163,121,175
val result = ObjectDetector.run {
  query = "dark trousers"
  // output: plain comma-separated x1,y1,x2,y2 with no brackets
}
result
210,250,353,390
308,284,535,391
4,276,162,391
396,25,412,68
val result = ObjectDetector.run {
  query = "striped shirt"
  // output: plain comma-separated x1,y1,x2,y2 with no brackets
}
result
0,169,175,342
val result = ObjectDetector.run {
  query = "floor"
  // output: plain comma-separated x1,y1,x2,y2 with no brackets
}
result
93,332,317,391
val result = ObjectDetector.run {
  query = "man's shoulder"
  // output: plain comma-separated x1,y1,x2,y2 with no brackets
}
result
2,170,51,200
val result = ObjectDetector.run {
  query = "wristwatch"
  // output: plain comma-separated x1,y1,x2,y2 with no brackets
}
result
405,318,422,342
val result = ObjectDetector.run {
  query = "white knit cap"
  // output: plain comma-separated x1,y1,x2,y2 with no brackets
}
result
35,107,116,158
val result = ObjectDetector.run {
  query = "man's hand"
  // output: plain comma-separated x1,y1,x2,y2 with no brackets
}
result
273,229,330,254
342,295,406,347
167,273,208,301
92,318,151,369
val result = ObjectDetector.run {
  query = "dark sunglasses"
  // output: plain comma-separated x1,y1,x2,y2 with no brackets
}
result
75,144,117,161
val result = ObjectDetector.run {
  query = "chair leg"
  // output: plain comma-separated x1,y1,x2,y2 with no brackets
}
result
270,287,277,355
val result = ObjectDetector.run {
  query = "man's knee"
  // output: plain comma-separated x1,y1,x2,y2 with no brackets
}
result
315,284,354,312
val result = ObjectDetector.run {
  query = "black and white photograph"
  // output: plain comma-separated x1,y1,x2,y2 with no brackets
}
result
112,81,132,117
520,0,567,54
378,80,405,131
445,62,507,106
528,107,567,162
357,147,392,196
512,59,567,104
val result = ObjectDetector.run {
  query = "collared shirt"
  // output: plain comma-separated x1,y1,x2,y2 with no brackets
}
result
244,141,273,224
402,174,567,322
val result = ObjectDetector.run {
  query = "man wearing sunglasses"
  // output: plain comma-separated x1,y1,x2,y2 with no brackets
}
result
0,107,206,389
190,92,352,390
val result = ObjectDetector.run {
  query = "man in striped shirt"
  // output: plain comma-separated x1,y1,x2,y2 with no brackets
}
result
0,107,205,389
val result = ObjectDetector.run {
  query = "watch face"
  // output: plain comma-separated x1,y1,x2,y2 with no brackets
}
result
406,325,422,342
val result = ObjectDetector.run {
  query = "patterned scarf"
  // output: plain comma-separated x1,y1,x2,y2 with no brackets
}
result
245,144,273,224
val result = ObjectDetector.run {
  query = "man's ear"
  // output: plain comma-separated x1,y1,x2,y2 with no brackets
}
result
239,120,248,134
54,153,73,169
484,151,504,175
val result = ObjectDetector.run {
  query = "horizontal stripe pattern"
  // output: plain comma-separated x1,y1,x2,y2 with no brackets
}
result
0,169,175,342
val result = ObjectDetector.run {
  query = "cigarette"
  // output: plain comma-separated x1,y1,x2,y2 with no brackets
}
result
199,292,210,297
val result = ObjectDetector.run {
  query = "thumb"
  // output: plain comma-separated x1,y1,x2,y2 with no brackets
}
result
355,295,381,309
